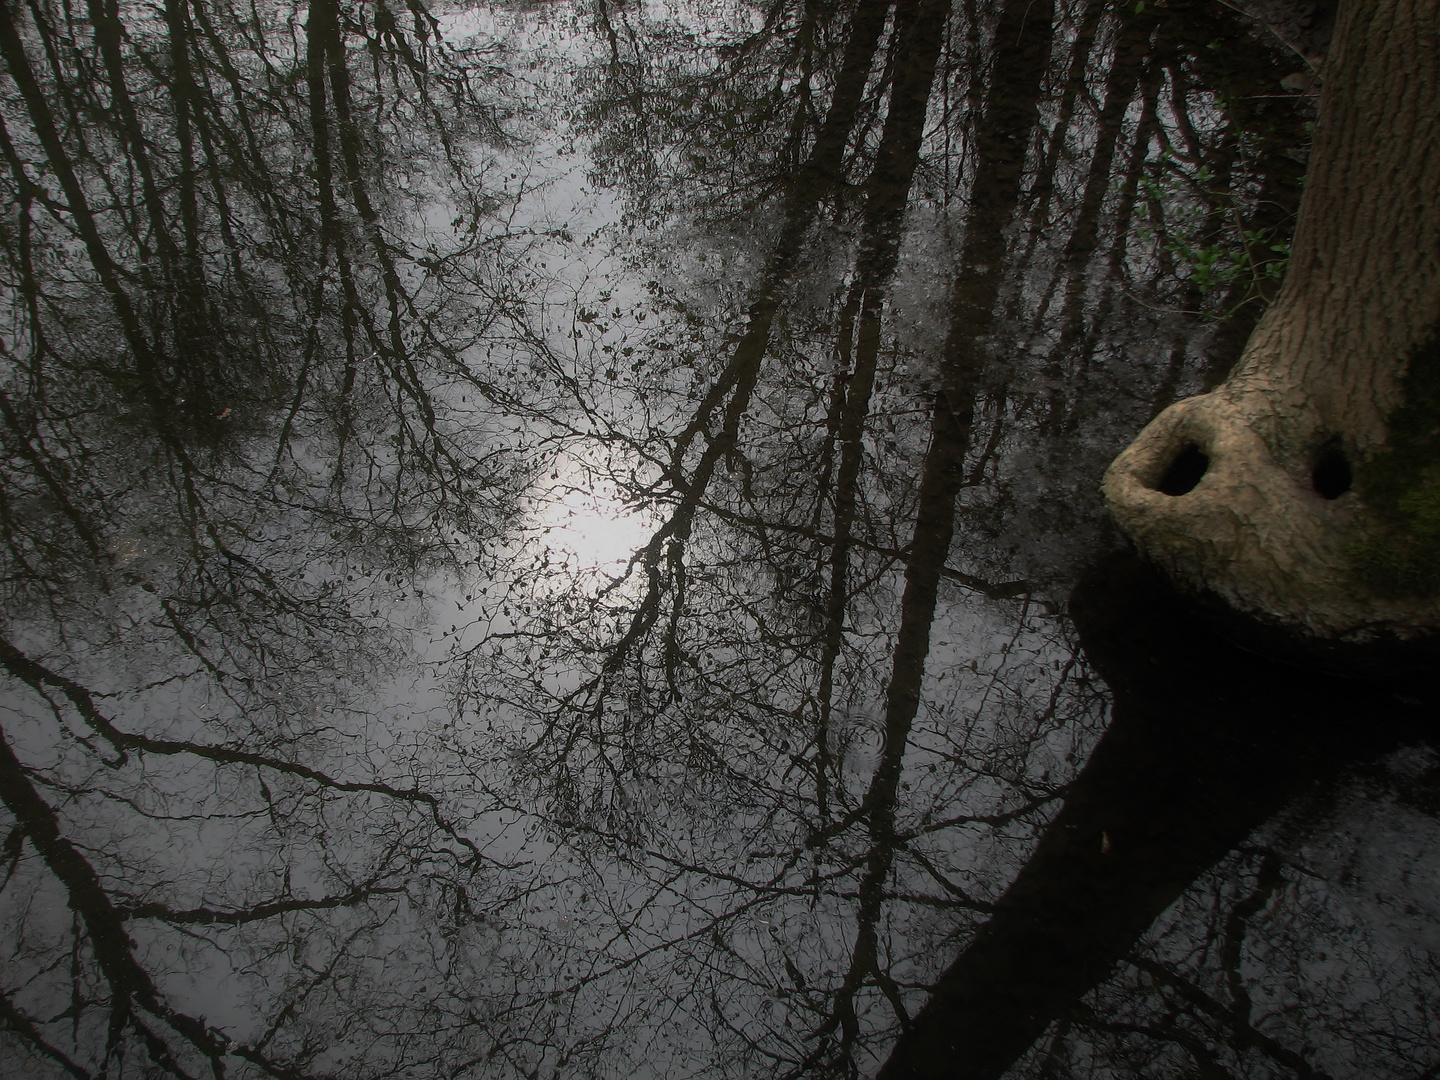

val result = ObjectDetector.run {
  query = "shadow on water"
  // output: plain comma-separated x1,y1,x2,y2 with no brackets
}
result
881,552,1438,1080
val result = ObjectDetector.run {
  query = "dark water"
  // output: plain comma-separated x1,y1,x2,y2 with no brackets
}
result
0,1,1434,1077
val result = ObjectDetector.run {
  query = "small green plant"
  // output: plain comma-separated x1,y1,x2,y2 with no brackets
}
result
1349,329,1440,597
1136,158,1290,321
1164,228,1288,297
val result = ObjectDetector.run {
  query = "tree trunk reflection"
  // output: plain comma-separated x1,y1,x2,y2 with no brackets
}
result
882,554,1433,1079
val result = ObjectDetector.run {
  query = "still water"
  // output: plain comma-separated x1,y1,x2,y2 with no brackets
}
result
0,0,1434,1077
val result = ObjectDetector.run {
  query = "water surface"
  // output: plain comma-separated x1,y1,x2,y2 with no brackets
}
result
0,1,1435,1077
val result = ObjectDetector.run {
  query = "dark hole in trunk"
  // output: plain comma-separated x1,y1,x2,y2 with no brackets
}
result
1156,443,1209,496
1313,443,1352,499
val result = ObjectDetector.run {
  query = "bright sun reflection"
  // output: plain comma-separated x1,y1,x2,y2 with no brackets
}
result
542,485,656,571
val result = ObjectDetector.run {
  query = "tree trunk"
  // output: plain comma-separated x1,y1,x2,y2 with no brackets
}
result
1103,0,1440,640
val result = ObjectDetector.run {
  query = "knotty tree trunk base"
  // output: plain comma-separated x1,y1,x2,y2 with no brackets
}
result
1104,375,1437,641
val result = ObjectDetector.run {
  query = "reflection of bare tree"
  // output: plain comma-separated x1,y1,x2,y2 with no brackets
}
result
809,0,957,831
460,0,903,814
2,650,411,1075
0,629,537,1075
0,1,548,1074
0,0,531,726
790,0,1056,1071
0,0,523,543
585,0,865,225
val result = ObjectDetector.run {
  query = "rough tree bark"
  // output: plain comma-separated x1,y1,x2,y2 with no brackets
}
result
1103,0,1440,641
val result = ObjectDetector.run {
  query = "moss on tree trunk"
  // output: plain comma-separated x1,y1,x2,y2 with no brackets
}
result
1350,331,1440,597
